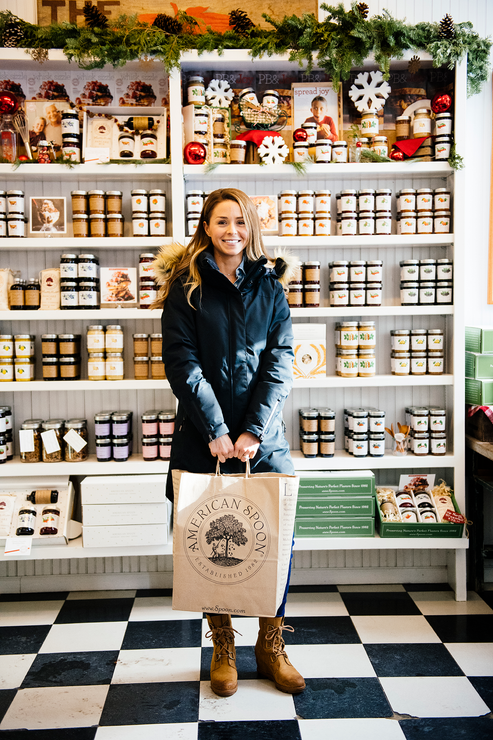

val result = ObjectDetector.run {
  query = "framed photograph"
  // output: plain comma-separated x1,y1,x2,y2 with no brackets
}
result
29,197,67,236
292,82,343,142
25,99,73,153
100,268,138,308
249,194,278,234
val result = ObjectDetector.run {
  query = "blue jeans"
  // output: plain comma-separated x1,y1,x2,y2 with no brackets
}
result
276,536,294,617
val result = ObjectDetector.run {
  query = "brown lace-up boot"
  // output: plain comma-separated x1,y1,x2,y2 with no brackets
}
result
255,616,306,694
205,613,239,697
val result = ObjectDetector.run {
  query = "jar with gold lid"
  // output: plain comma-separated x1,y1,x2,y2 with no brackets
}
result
358,349,376,377
151,356,166,379
105,325,124,353
360,109,379,137
42,356,59,381
88,353,106,381
337,349,358,378
413,108,432,138
59,356,81,380
134,355,149,379
106,353,124,380
150,333,163,357
87,325,105,354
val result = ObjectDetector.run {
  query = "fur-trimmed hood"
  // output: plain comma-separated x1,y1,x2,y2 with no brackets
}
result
152,243,299,288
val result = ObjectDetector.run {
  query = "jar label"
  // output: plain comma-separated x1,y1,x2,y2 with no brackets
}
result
366,288,382,304
60,263,78,278
113,445,129,459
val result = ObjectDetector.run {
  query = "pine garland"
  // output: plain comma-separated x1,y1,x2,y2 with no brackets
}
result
0,3,490,96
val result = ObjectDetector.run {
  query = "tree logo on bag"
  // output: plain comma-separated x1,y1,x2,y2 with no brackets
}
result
184,495,272,584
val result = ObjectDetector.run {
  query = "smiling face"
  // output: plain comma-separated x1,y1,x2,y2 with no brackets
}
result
310,99,327,123
33,117,45,134
204,199,249,264
45,104,61,125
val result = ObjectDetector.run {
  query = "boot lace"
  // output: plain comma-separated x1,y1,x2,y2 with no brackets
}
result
205,625,241,658
265,623,294,658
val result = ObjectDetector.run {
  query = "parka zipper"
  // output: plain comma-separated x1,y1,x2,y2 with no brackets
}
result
259,398,281,441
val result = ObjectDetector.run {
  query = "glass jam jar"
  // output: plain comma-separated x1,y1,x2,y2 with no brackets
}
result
71,191,87,214
107,213,124,237
140,130,157,159
413,108,432,138
159,412,176,436
89,213,106,237
64,419,88,462
105,325,124,352
131,190,148,213
42,355,59,380
78,254,99,279
73,213,89,237
88,190,105,214
299,409,318,433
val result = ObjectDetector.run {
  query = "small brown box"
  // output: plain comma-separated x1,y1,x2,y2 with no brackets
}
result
466,408,493,442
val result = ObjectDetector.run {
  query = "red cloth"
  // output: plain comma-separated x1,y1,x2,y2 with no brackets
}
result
392,137,434,157
467,405,493,421
235,130,284,146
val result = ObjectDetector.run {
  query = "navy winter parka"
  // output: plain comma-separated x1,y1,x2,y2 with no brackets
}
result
157,245,296,499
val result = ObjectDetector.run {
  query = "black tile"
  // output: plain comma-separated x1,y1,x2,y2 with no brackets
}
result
0,689,17,723
425,614,493,642
282,616,361,645
0,626,51,655
403,583,453,592
365,643,464,677
99,681,199,725
135,589,172,598
294,677,393,719
288,585,338,593
198,720,302,740
340,591,421,616
468,677,493,712
201,645,258,681
399,717,493,740
21,651,119,688
0,593,69,602
54,598,134,624
0,730,97,739
121,619,202,650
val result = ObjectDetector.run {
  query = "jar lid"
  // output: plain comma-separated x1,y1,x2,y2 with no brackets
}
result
353,432,368,439
437,281,453,287
89,352,105,358
331,283,349,288
79,254,98,260
105,191,122,197
71,190,87,196
88,325,104,331
95,412,113,421
319,408,335,417
61,281,78,287
42,356,59,363
434,188,450,194
315,190,331,195
42,419,65,429
131,189,148,195
300,433,318,441
159,437,173,443
400,259,419,265
331,261,349,266
391,330,410,335
66,419,86,428
107,353,123,358
88,190,105,195
298,190,314,196
340,321,359,327
369,410,385,417
417,188,433,193
373,136,387,142
72,213,88,219
151,356,163,362
189,75,204,82
304,261,320,266
41,334,58,339
411,329,427,335
158,411,176,420
358,320,375,326
133,333,149,339
148,189,166,195
415,107,431,115
21,421,42,429
113,436,130,443
134,356,150,361
341,189,357,195
401,281,419,287
420,282,436,287
239,87,255,96
7,190,24,195
333,141,347,146
79,280,99,287
350,260,365,266
263,89,279,97
299,408,319,418
7,215,26,220
0,334,13,340
366,260,382,266
435,135,452,141
353,410,368,417
429,407,446,415
14,334,34,339
142,411,159,421
420,259,436,264
58,334,80,340
143,437,158,443
376,189,392,194
396,115,411,121
427,329,444,335
106,325,122,331
62,136,79,143
59,356,78,364
150,333,162,339
90,213,106,219
359,349,375,355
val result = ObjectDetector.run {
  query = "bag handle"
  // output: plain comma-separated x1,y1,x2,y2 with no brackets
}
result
215,459,250,477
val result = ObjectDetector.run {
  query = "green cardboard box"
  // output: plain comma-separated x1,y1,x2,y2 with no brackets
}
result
465,326,493,354
295,517,375,537
375,491,464,538
465,378,493,405
299,471,375,497
465,352,493,379
296,495,375,518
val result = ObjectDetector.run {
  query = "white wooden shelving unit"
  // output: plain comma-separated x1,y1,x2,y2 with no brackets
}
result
0,49,467,598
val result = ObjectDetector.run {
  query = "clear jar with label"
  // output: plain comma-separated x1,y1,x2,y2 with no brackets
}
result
279,214,297,237
213,139,227,162
139,279,157,308
329,261,348,282
59,356,81,380
365,260,383,283
358,212,375,235
186,190,203,214
133,356,149,379
151,356,166,379
188,76,205,105
112,436,130,461
78,254,99,279
106,353,124,380
398,189,416,212
133,213,148,236
349,282,365,306
368,432,385,457
142,411,159,437
62,136,80,162
353,410,369,433
374,189,391,212
287,285,302,308
409,329,426,351
339,322,359,350
41,420,65,463
411,408,429,431
131,190,148,213
14,357,34,381
301,122,317,144
359,349,376,377
278,190,297,214
72,213,89,238
419,282,436,305
300,433,318,458
107,213,124,237
434,112,453,136
319,409,335,433
16,507,37,534
436,259,453,280
7,190,24,214
400,260,419,280
303,261,320,283
314,190,331,214
430,431,446,456
88,190,105,214
112,411,132,438
358,321,376,349
42,356,59,380
391,350,410,375
0,213,6,237
395,115,411,140
315,215,330,235
60,254,78,280
419,259,436,281
400,281,419,305
96,437,112,461
330,282,349,306
298,216,314,236
436,281,453,304
19,420,42,462
86,326,104,354
239,87,258,106
119,132,135,158
103,191,121,215
365,283,381,306
338,349,358,378
293,142,309,161
94,412,112,438
416,188,433,211
140,130,157,159
427,330,444,351
79,280,100,309
158,436,172,460
357,189,374,211
59,334,81,355
376,211,392,235
410,351,427,375
7,214,26,237
228,140,246,164
133,334,149,357
60,280,79,309
142,436,159,461
314,141,332,163
299,408,318,433
88,353,105,380
340,190,357,213
148,334,162,357
341,212,357,236
434,209,451,234
105,325,124,352
89,213,106,238
297,191,315,214
412,431,430,456
0,335,13,358
391,329,410,352
428,351,444,375
139,254,155,280
400,212,416,235
318,433,335,458
430,408,446,432
435,135,452,160
353,432,368,457
332,141,348,162
413,108,432,138
159,411,176,436
360,109,379,136
347,261,364,282
372,136,388,157
303,284,320,308
71,191,87,214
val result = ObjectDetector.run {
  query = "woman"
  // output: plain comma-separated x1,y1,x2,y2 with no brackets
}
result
153,188,305,698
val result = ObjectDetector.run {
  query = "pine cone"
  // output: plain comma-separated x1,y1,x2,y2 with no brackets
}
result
229,9,254,35
439,13,455,39
152,13,183,35
408,55,421,75
2,21,24,48
356,3,369,19
83,1,109,30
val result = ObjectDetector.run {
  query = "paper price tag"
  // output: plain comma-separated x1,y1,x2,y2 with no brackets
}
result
442,510,466,524
41,429,60,455
19,429,35,453
4,537,32,556
63,428,87,452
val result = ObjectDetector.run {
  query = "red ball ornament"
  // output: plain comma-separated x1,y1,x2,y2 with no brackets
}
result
431,93,452,114
184,141,207,165
0,91,19,115
18,155,29,161
390,147,404,161
293,127,308,142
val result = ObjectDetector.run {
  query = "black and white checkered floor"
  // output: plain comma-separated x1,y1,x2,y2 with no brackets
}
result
0,584,492,739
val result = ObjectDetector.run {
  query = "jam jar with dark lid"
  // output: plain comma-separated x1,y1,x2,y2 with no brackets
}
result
78,254,99,278
60,280,79,310
79,280,100,309
60,254,78,279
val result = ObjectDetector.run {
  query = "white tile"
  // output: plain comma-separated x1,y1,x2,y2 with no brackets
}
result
445,643,493,676
0,654,37,689
286,644,376,678
112,647,201,683
0,600,65,627
39,621,127,653
0,685,109,730
96,724,198,740
409,591,493,615
285,592,349,617
198,679,296,721
202,617,259,647
351,615,441,644
129,596,199,622
67,590,137,601
337,585,406,593
380,677,491,718
299,718,406,740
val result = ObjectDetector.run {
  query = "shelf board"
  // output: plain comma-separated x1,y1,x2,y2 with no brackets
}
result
292,374,453,388
291,450,455,470
263,235,454,248
0,237,172,250
184,163,453,181
0,380,170,392
290,306,454,317
0,163,172,181
0,454,169,477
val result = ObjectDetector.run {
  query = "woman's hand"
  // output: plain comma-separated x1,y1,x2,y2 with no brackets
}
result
234,432,260,462
209,434,235,463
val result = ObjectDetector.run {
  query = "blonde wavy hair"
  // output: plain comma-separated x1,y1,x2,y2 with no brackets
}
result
154,188,272,308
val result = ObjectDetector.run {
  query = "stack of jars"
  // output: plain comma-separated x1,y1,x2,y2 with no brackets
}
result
141,409,176,461
344,408,386,458
71,190,124,239
336,188,392,236
396,188,451,235
2,190,26,238
287,261,321,308
0,334,35,382
390,328,444,376
400,259,453,306
94,410,133,462
186,190,209,236
60,253,100,309
405,406,447,456
329,260,383,307
9,275,41,310
132,333,165,380
19,418,88,463
335,321,376,378
278,190,331,237
298,408,336,458
86,325,124,381
0,405,13,463
139,252,158,308
41,333,81,381
131,189,166,237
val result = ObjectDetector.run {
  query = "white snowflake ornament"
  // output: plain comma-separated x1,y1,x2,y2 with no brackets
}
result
205,79,234,108
257,136,289,165
349,70,391,112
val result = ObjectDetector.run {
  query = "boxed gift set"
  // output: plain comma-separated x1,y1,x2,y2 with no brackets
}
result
82,107,167,163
